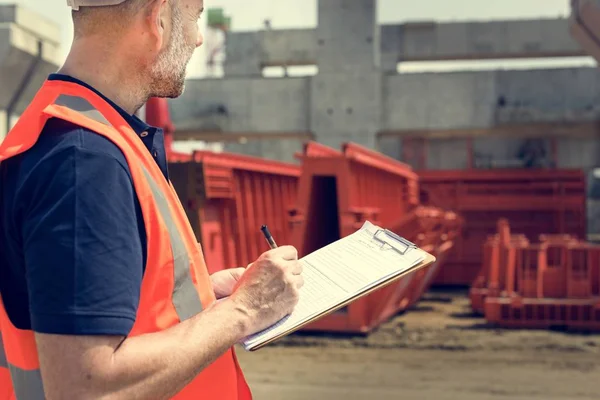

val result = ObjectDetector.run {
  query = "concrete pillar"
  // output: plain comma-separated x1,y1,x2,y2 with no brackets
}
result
310,0,382,151
316,0,380,73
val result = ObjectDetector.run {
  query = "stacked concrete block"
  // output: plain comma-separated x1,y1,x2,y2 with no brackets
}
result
0,5,61,140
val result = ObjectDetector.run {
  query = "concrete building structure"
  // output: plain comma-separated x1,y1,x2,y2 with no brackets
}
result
0,5,62,141
169,0,600,236
170,0,597,168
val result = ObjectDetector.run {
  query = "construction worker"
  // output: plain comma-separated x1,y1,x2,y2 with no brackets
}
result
0,0,304,398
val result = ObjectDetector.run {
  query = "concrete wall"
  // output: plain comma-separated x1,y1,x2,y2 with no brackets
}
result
384,71,497,130
170,77,312,163
175,0,599,171
225,18,584,76
171,77,311,132
384,67,600,131
173,66,600,166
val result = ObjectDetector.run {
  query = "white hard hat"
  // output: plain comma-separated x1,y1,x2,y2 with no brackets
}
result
66,0,128,11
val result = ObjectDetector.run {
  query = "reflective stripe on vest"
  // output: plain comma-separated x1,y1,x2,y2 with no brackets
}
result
141,167,203,320
55,94,111,126
0,335,6,368
55,94,203,321
0,333,45,399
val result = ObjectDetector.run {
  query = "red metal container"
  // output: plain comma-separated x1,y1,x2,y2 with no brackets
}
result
470,235,500,314
470,219,531,314
291,142,451,333
420,169,586,286
391,209,464,311
484,229,600,331
290,141,419,258
169,151,301,273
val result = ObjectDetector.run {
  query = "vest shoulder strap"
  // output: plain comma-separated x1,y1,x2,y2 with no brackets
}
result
42,94,116,138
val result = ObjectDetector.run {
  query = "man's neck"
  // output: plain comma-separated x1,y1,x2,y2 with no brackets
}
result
58,39,149,115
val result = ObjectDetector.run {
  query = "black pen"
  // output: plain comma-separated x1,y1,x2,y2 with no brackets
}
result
260,225,278,249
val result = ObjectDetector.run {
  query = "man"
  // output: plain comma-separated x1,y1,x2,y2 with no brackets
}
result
0,0,304,399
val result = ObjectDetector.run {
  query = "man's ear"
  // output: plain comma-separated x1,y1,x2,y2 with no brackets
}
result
147,0,170,51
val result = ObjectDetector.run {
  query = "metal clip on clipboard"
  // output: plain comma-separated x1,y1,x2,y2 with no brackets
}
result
373,229,417,255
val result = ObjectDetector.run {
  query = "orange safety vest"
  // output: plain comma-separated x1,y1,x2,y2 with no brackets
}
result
0,79,252,399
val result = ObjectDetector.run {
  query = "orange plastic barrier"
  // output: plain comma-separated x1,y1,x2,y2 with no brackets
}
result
481,223,600,330
290,142,455,333
420,169,586,286
169,151,300,273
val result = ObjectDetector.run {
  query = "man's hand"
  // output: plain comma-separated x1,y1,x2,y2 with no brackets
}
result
230,246,304,336
211,267,246,299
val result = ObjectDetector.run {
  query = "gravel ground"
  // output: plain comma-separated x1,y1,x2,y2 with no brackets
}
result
236,289,600,400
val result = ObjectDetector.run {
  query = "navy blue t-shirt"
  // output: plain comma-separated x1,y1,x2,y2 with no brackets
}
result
0,74,168,336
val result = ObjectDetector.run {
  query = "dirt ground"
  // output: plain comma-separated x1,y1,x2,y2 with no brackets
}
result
236,289,600,400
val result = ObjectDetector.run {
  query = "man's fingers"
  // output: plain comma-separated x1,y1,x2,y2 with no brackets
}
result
290,261,303,275
270,245,298,261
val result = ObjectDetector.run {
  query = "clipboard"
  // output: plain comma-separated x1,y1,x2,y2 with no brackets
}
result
245,228,437,351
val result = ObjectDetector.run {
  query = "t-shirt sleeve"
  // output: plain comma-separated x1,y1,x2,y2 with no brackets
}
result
20,136,145,336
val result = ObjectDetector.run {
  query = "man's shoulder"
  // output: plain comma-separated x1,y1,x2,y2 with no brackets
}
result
32,117,131,168
3,117,136,200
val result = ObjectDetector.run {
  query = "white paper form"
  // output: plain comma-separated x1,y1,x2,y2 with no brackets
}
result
242,221,426,350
